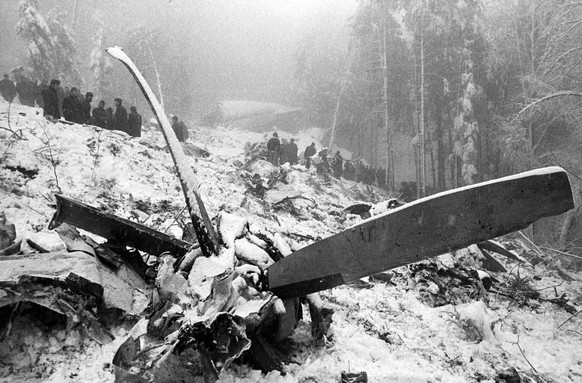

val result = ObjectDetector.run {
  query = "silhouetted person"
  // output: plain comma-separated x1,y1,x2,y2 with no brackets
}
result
81,92,93,124
106,107,114,129
0,74,16,102
304,142,316,169
15,75,35,107
42,79,60,119
92,100,108,128
171,115,189,142
113,98,129,133
332,151,343,178
128,106,142,138
62,87,81,122
267,132,280,166
287,138,298,165
35,79,48,108
279,138,289,165
344,160,355,180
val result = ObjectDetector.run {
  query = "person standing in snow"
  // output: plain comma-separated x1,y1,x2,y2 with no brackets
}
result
266,132,280,166
113,98,129,133
332,151,343,178
288,138,298,165
62,87,81,123
81,92,93,124
15,75,35,107
35,79,48,108
171,115,189,142
42,79,61,119
128,106,142,138
92,100,108,128
0,74,16,103
304,142,316,169
279,138,289,165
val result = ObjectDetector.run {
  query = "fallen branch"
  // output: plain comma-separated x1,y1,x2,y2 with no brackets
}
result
515,335,538,374
557,309,582,329
539,246,582,261
514,91,582,120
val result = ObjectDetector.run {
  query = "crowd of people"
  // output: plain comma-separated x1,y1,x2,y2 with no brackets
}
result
0,72,194,142
0,73,144,137
265,132,391,189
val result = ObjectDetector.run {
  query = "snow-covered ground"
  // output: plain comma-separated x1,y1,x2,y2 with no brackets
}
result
1,100,581,383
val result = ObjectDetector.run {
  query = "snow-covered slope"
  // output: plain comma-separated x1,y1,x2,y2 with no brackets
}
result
1,100,581,383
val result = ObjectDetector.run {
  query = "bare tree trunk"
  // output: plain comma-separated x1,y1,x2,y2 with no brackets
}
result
329,74,348,151
420,24,426,197
382,0,394,191
149,47,165,109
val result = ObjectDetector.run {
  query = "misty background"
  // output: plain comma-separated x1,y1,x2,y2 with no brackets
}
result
0,0,356,116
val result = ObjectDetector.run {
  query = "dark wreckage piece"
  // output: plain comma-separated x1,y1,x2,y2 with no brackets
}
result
49,194,196,257
267,166,574,298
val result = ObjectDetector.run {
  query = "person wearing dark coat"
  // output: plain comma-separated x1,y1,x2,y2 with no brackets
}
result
62,87,81,122
0,74,16,102
171,115,189,142
332,151,343,178
113,98,129,133
42,79,61,119
279,138,289,165
15,76,36,107
304,142,316,169
344,160,355,180
106,107,114,129
92,100,108,128
288,138,298,165
81,92,93,124
35,79,48,108
266,132,280,166
128,106,142,138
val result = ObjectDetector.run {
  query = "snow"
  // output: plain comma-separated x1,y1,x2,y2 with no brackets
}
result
1,98,582,382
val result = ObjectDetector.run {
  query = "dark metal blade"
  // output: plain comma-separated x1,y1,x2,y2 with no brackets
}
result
267,167,574,298
49,194,195,257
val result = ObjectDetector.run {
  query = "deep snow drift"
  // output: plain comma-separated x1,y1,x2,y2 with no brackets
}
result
1,100,581,383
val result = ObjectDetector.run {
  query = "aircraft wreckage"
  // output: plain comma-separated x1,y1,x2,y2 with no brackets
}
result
0,47,575,382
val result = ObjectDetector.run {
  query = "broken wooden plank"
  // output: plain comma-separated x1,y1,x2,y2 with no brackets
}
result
267,167,574,298
49,194,196,257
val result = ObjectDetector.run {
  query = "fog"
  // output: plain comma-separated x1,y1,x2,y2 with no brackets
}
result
0,0,356,116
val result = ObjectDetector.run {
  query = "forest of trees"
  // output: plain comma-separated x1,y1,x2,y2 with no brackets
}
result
295,0,582,200
7,0,582,201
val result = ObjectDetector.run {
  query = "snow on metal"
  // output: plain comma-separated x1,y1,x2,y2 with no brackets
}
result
105,46,219,255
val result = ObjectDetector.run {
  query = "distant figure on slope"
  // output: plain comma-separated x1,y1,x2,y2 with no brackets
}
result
42,79,61,119
288,138,298,165
332,151,343,178
81,92,93,124
171,115,189,142
113,98,129,133
92,100,108,128
304,142,316,169
128,106,142,138
62,87,81,123
266,132,280,166
0,74,16,103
